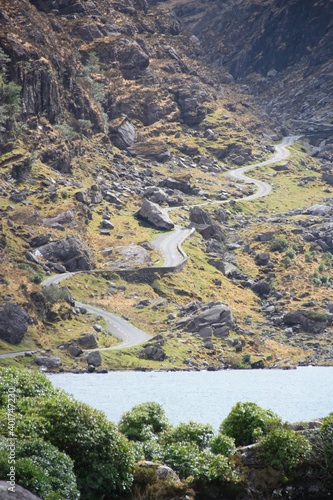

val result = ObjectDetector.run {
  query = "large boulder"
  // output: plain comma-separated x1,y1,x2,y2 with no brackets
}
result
283,310,327,334
33,355,62,369
109,117,135,149
189,206,225,241
138,345,166,361
86,351,102,367
0,481,42,500
128,140,171,162
0,302,30,344
77,332,98,349
75,185,103,205
29,235,92,271
136,200,174,230
187,303,234,336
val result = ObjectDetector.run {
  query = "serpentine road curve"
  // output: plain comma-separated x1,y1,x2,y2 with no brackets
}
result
0,136,299,358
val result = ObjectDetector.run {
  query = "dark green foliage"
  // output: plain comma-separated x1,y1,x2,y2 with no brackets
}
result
162,421,215,451
161,441,199,479
0,49,21,132
41,284,71,305
0,438,79,500
27,393,134,500
119,402,170,441
220,402,282,446
189,450,239,487
269,235,289,253
161,443,238,486
311,413,333,487
258,428,311,475
30,273,44,284
0,367,58,407
209,433,236,457
0,369,134,500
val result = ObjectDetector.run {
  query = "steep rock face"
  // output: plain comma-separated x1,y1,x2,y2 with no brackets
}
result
0,302,31,344
154,0,333,127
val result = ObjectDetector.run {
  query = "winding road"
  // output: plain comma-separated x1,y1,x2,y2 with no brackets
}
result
0,136,299,359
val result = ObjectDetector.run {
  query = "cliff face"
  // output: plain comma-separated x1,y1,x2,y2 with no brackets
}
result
152,0,333,127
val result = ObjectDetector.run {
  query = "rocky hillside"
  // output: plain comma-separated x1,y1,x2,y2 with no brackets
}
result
155,0,333,128
0,0,332,372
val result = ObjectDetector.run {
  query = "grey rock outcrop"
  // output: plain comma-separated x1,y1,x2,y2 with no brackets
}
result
0,481,42,500
128,140,171,162
33,355,62,368
75,185,103,205
77,332,98,349
86,350,102,367
189,206,225,241
29,235,92,271
136,200,174,230
187,303,234,337
283,310,327,334
138,344,166,361
109,117,135,149
0,302,30,344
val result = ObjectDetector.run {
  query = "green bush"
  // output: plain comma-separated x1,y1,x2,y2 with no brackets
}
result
119,402,170,442
190,449,239,487
26,393,134,500
0,438,79,500
220,402,282,447
210,433,236,457
258,428,311,475
269,235,289,253
0,367,59,407
30,273,44,284
161,441,199,479
311,413,333,487
162,421,215,451
41,284,71,305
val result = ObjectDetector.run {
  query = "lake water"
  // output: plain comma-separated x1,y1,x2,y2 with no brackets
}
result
48,367,333,430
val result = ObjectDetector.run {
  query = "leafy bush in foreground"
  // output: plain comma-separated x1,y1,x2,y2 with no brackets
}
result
0,367,58,407
118,401,170,441
220,402,282,446
0,438,79,500
161,421,215,451
27,393,134,500
210,433,236,457
258,428,311,475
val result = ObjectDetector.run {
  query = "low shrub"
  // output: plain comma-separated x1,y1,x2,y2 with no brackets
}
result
210,433,236,457
119,402,170,442
0,367,58,407
0,438,80,500
30,273,44,284
269,235,289,253
161,441,199,479
162,421,215,451
220,402,282,447
28,393,135,500
190,450,239,487
258,428,311,475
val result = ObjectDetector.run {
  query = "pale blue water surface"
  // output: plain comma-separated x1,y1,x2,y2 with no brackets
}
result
48,367,333,429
